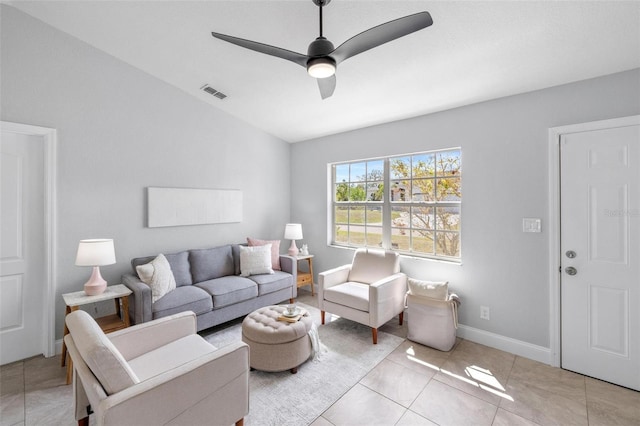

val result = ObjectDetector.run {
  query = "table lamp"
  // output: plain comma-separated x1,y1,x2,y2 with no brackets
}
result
75,239,116,296
284,223,303,257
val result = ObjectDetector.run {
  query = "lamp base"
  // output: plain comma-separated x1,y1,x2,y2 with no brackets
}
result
84,266,107,296
287,240,299,257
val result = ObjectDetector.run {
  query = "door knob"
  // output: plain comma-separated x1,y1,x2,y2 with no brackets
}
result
565,266,577,276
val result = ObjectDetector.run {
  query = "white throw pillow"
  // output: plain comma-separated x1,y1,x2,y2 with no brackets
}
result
136,253,177,303
408,277,449,300
247,237,281,270
240,244,274,277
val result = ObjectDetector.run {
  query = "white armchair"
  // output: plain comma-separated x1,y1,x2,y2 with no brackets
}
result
318,248,407,344
64,310,249,426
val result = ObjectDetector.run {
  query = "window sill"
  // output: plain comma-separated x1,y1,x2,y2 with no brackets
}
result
327,244,462,265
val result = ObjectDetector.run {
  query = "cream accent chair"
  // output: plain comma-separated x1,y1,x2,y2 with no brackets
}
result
318,248,407,344
64,310,249,426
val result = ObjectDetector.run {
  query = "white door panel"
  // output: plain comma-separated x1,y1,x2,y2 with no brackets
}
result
561,124,640,390
0,130,45,364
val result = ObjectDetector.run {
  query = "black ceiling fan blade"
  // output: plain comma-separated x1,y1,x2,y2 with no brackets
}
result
317,75,336,99
211,32,309,68
331,11,433,65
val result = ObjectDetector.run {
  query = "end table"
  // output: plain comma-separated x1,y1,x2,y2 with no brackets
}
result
61,284,132,384
296,255,315,296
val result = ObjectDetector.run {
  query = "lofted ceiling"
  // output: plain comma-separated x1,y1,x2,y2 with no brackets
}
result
6,0,640,142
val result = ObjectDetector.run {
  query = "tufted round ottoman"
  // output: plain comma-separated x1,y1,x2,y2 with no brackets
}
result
242,305,313,374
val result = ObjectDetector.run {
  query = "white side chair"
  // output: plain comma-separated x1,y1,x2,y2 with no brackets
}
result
64,310,249,426
317,248,407,344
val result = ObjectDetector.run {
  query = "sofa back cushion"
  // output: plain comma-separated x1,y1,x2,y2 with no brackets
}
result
190,245,235,282
348,248,400,284
132,251,192,286
232,244,242,275
66,310,139,395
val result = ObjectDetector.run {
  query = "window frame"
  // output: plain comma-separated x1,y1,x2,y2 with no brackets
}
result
330,148,462,262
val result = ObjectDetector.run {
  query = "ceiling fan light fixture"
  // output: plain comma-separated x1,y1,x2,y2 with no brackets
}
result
307,57,336,79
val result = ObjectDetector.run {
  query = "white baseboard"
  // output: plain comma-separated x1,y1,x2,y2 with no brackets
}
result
54,339,63,356
456,324,552,365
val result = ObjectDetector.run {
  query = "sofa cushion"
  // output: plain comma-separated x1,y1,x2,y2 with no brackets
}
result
247,237,281,270
132,251,192,287
135,254,176,303
248,271,293,296
195,276,258,309
152,286,212,319
128,334,217,382
66,310,139,395
324,282,370,312
239,245,274,277
190,246,235,283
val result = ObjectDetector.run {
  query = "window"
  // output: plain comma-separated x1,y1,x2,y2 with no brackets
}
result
331,149,461,261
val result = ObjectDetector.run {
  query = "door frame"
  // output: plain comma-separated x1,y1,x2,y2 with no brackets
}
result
1,121,57,358
547,115,640,368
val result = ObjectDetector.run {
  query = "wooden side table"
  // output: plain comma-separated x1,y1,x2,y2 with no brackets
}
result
296,255,315,296
61,284,132,384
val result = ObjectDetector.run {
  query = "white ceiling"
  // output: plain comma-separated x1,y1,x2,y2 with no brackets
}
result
7,0,640,142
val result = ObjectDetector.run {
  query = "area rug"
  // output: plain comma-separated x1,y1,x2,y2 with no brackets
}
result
202,303,404,426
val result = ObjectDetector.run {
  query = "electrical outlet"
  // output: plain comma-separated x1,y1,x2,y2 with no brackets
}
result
480,306,490,320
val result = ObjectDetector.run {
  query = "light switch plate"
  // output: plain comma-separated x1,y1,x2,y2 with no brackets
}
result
523,218,541,233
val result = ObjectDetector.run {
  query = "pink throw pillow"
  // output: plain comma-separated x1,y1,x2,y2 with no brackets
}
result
247,237,281,270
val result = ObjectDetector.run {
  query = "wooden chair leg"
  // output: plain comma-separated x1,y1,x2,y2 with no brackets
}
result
321,310,325,325
78,417,89,426
235,418,244,426
399,311,404,326
372,328,378,344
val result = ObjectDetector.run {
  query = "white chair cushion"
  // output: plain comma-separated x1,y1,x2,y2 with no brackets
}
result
66,310,140,395
127,334,217,382
323,282,370,312
348,249,399,284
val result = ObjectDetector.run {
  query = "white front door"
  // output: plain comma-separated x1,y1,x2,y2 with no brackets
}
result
560,122,640,390
0,130,46,364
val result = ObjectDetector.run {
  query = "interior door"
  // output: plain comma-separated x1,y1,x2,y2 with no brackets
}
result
560,123,640,390
0,130,45,364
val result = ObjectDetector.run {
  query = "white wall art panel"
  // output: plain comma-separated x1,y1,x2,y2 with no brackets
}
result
148,187,242,228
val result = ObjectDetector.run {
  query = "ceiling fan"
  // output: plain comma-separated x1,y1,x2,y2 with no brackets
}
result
211,0,433,99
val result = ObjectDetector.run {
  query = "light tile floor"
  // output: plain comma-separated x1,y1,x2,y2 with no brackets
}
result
2,288,639,425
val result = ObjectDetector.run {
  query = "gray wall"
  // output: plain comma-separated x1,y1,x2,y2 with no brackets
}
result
1,6,291,339
291,68,640,348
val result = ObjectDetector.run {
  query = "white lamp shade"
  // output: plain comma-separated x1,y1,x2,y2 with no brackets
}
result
75,239,116,266
284,223,303,240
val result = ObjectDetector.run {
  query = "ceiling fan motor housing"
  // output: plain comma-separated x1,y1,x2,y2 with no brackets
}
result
307,37,335,58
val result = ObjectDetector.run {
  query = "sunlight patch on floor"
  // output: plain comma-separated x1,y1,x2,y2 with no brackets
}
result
403,345,514,401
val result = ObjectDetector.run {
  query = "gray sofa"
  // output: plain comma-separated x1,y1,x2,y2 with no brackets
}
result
122,244,297,331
